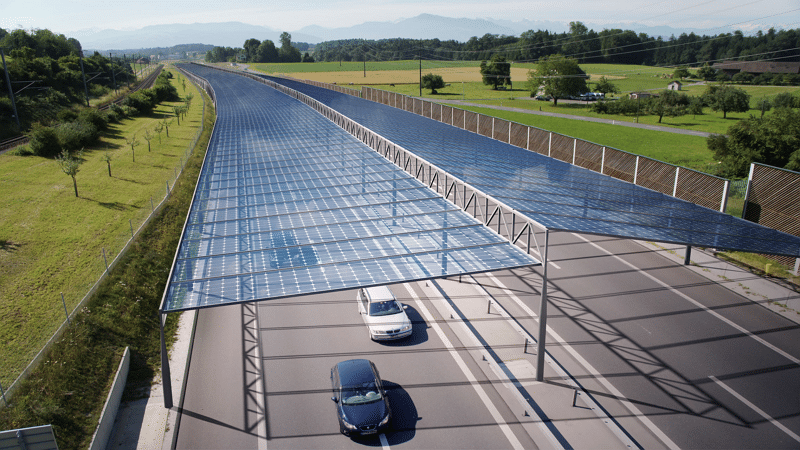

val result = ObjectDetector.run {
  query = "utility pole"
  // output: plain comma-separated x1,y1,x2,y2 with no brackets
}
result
79,51,90,107
1,48,20,130
419,54,422,97
109,52,117,94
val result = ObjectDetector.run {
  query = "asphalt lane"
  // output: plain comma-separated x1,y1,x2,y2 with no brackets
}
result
173,230,800,449
477,232,800,449
176,287,538,449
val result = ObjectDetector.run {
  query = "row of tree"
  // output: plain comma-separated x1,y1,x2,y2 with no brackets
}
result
204,32,312,63
309,24,800,66
0,28,139,138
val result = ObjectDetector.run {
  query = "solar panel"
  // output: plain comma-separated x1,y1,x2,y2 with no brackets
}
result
161,65,540,312
263,75,800,259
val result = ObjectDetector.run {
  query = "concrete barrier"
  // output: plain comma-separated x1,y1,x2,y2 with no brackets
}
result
89,347,130,450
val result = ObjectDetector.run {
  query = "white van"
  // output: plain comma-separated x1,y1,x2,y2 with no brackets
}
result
357,286,412,340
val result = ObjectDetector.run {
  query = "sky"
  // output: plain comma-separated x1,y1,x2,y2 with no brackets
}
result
2,0,799,35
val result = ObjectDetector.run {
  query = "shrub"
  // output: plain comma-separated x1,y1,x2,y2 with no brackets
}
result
77,107,109,131
28,124,62,157
56,120,98,151
57,108,79,123
772,92,797,109
123,90,157,115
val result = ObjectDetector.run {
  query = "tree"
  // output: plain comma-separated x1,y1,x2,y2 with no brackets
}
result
756,97,772,119
143,129,153,151
772,92,797,109
302,52,315,63
696,64,716,81
154,122,164,144
243,38,261,62
527,54,588,106
673,66,691,79
645,90,690,123
480,54,511,90
594,76,619,96
126,134,139,162
688,97,704,118
256,40,279,62
704,85,750,118
56,148,83,197
707,108,800,177
278,32,302,62
162,118,172,137
421,73,445,94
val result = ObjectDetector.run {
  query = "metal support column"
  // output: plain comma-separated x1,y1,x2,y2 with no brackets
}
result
685,246,692,265
160,312,173,408
536,229,550,381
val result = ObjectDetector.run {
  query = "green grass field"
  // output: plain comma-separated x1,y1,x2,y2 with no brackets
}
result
0,68,203,388
453,104,716,172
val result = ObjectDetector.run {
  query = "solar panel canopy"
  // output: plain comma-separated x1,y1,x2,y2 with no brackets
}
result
261,75,800,260
162,65,540,312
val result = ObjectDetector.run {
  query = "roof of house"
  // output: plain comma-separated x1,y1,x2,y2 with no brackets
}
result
711,60,800,74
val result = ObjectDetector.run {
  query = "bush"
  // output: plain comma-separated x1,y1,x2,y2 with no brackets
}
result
56,120,98,151
772,92,797,109
28,124,62,157
57,108,79,123
77,107,109,131
122,90,157,115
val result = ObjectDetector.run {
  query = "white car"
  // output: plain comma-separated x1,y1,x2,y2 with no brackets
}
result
357,286,413,340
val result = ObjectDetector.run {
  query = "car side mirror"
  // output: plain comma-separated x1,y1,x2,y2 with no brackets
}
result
332,396,339,403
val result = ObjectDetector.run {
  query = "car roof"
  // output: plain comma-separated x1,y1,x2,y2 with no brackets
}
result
364,286,394,302
336,359,376,386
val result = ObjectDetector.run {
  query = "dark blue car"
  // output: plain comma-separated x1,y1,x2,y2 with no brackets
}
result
330,359,392,436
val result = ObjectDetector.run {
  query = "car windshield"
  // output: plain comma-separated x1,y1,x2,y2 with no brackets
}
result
341,381,382,405
369,300,402,316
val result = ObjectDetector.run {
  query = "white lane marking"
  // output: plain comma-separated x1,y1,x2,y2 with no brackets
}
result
401,283,525,450
709,375,800,443
253,304,268,450
427,280,566,450
576,234,800,366
379,433,390,449
484,271,681,450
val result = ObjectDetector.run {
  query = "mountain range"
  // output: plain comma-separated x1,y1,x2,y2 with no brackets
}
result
74,14,698,51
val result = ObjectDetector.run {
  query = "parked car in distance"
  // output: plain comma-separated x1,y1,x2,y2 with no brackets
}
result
357,286,412,340
331,359,392,436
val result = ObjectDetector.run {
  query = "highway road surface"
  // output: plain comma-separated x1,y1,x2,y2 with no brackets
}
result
173,232,800,449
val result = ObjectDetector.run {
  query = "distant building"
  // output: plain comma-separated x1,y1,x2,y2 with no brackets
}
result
667,81,682,91
711,61,800,77
629,92,655,100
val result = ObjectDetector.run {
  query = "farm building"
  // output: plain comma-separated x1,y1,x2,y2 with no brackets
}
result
667,81,682,90
711,61,800,77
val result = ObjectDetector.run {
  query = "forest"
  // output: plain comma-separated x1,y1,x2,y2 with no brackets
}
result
0,28,136,138
309,23,800,67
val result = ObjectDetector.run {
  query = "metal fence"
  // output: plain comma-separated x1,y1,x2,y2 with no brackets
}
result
361,86,730,212
0,71,212,405
744,163,800,271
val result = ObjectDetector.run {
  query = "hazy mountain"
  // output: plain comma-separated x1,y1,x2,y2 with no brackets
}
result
296,14,518,42
74,22,318,50
71,14,696,50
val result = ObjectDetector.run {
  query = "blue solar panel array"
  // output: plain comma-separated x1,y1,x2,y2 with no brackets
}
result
161,65,540,312
262,75,800,259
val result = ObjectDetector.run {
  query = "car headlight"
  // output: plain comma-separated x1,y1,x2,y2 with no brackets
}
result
379,412,391,426
401,324,412,332
341,417,358,430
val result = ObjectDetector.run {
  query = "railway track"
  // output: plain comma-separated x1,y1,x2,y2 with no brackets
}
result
0,64,164,153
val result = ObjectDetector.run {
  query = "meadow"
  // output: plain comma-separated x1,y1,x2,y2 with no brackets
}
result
245,60,799,171
0,68,202,389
